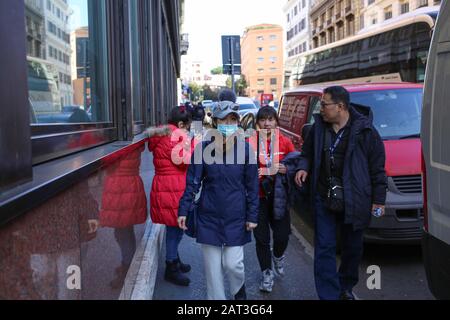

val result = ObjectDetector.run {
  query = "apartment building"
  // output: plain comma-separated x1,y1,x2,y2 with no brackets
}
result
241,24,284,100
359,0,441,32
310,0,363,48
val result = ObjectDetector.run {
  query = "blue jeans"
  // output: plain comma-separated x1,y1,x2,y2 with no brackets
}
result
314,195,364,300
166,226,184,262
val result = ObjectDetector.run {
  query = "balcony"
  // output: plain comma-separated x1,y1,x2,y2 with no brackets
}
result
312,28,317,36
25,0,44,17
345,6,353,16
310,0,329,15
26,24,34,36
327,18,335,28
336,12,342,21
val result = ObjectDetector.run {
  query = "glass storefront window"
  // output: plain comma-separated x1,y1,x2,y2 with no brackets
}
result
26,0,110,125
129,0,143,124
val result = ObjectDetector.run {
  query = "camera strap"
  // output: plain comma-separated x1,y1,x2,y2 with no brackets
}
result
324,127,345,174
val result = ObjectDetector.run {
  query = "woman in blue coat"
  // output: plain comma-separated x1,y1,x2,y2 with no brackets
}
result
178,100,259,300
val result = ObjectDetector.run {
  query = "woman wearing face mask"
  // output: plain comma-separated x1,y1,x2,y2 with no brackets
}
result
249,106,295,293
178,100,259,300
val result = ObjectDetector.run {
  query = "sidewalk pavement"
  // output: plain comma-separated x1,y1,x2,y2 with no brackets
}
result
124,144,318,300
152,225,318,300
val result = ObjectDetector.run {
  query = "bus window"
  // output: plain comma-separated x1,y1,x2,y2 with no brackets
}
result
291,9,436,85
417,51,428,82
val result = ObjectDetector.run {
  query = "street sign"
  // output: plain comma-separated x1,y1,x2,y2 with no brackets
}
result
221,35,241,66
221,35,241,92
223,65,241,75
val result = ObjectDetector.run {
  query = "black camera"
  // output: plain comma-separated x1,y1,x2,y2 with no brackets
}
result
261,175,275,200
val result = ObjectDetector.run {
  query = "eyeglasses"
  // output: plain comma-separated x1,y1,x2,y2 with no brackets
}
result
320,101,338,108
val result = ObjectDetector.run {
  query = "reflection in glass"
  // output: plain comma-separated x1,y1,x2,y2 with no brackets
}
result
129,0,143,123
26,0,109,125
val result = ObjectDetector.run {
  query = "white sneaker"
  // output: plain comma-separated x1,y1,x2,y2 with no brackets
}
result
259,269,274,293
272,254,286,277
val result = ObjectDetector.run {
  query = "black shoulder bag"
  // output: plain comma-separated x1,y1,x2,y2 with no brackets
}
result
323,129,345,213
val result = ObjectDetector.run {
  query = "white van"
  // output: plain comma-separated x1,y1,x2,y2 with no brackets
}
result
421,0,450,300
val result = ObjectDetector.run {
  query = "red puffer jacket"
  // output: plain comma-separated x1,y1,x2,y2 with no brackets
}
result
148,125,193,227
100,144,147,228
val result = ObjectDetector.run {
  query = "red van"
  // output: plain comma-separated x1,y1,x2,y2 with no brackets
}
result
278,82,424,243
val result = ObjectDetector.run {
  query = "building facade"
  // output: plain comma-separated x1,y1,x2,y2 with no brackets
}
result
70,27,89,107
25,0,46,59
283,0,312,89
310,0,362,49
284,0,312,60
181,59,209,85
359,0,441,32
44,0,73,106
241,24,284,101
180,59,228,100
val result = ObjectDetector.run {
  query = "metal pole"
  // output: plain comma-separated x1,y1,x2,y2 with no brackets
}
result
229,37,235,94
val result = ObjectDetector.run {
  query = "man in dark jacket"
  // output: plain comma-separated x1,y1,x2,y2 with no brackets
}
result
295,86,387,300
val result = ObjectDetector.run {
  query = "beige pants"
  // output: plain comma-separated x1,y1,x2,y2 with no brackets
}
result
201,244,245,300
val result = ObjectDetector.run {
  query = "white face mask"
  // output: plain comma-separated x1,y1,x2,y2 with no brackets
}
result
217,124,238,137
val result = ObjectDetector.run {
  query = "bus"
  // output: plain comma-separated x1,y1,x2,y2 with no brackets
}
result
288,6,439,87
421,0,450,300
27,56,62,117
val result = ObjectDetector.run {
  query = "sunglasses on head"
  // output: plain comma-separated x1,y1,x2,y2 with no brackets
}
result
216,101,239,111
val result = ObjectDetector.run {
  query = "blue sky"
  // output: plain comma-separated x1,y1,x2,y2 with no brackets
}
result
68,0,88,31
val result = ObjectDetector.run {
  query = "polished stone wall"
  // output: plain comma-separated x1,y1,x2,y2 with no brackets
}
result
0,142,153,300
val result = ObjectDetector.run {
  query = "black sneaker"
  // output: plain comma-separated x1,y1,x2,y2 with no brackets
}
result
164,260,190,286
339,290,355,300
234,284,247,300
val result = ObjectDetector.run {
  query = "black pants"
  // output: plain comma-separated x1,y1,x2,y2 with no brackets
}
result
114,226,136,266
253,197,291,271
